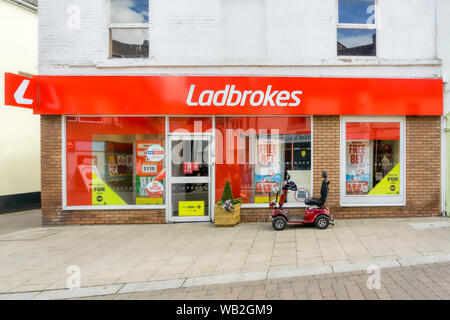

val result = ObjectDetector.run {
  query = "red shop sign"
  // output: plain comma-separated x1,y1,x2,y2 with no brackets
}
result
4,73,443,116
4,73,37,109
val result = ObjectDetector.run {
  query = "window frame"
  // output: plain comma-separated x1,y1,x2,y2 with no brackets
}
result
62,115,167,211
107,0,150,59
336,0,378,58
340,116,406,207
62,115,314,211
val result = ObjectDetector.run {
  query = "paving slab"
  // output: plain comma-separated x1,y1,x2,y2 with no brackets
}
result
0,216,448,296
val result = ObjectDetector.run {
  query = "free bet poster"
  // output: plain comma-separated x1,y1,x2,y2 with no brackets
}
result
346,141,371,195
255,138,282,203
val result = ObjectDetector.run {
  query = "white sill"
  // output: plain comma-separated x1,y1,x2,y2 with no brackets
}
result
241,203,306,209
340,198,406,207
63,205,165,211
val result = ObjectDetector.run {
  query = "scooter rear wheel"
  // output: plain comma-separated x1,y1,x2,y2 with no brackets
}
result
272,216,288,231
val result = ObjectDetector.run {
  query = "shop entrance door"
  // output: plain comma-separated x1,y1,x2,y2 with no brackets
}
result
168,135,212,222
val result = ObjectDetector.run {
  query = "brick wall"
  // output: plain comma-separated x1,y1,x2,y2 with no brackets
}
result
40,115,166,225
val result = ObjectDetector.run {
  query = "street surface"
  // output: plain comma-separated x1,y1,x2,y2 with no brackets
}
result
80,261,450,300
0,211,449,300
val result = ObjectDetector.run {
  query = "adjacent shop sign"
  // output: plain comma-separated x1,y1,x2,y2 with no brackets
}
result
4,73,37,108
4,73,442,116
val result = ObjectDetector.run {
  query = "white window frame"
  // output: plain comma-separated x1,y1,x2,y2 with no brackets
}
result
336,0,377,58
62,115,313,211
340,116,406,207
62,115,167,211
107,0,150,59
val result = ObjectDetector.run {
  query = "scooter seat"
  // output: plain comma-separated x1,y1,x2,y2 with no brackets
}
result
304,198,324,206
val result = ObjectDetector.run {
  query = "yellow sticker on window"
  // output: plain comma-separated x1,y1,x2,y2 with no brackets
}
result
368,163,400,195
91,173,127,205
136,197,163,205
179,201,204,216
254,196,269,203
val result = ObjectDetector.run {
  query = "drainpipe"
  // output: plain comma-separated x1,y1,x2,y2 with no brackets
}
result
5,0,37,13
442,115,447,216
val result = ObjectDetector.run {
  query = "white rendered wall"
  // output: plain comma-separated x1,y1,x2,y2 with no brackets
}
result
38,0,440,78
0,0,39,196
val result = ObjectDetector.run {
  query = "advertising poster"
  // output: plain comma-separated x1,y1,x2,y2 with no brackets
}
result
107,155,118,177
136,140,165,204
346,141,371,195
91,166,126,206
255,138,282,203
287,170,311,203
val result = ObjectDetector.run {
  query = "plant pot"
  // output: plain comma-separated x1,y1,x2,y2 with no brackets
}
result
214,203,241,227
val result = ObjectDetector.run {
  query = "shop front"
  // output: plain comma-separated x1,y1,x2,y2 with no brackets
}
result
4,73,443,224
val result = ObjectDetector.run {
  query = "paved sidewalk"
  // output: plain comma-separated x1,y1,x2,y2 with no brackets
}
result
0,210,41,235
79,261,450,300
0,216,449,296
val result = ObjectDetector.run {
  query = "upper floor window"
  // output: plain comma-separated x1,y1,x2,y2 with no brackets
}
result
337,0,376,57
109,0,149,58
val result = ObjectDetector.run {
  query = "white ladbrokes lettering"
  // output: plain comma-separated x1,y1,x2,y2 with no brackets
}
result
187,84,302,107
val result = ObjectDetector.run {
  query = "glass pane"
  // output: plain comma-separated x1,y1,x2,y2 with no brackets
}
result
171,183,209,217
110,0,149,23
169,117,213,133
339,0,375,24
337,28,376,56
345,122,400,196
215,117,312,204
110,28,149,58
66,117,166,206
171,139,210,177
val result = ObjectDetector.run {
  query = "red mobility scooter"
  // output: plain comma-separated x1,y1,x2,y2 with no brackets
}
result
270,171,334,231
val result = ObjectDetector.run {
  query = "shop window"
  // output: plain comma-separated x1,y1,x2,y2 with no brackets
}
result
109,0,149,58
340,117,405,206
215,117,312,206
337,0,376,56
65,117,165,207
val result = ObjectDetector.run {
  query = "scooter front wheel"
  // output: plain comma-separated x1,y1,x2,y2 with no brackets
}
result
272,216,287,231
315,215,330,230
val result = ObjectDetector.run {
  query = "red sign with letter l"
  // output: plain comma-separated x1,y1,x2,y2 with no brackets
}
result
4,73,37,109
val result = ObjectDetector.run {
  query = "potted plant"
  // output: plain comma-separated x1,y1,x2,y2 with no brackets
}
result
214,179,242,227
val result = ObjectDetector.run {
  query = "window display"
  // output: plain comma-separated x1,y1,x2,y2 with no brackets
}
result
66,116,165,207
215,117,312,205
345,122,400,195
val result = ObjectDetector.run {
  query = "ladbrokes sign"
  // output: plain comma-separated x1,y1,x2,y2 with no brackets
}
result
3,74,443,115
187,85,303,107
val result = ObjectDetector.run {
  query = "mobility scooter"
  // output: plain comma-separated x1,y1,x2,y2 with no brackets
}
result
270,171,334,231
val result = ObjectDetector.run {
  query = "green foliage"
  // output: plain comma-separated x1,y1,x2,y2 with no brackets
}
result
220,180,233,202
217,180,243,211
